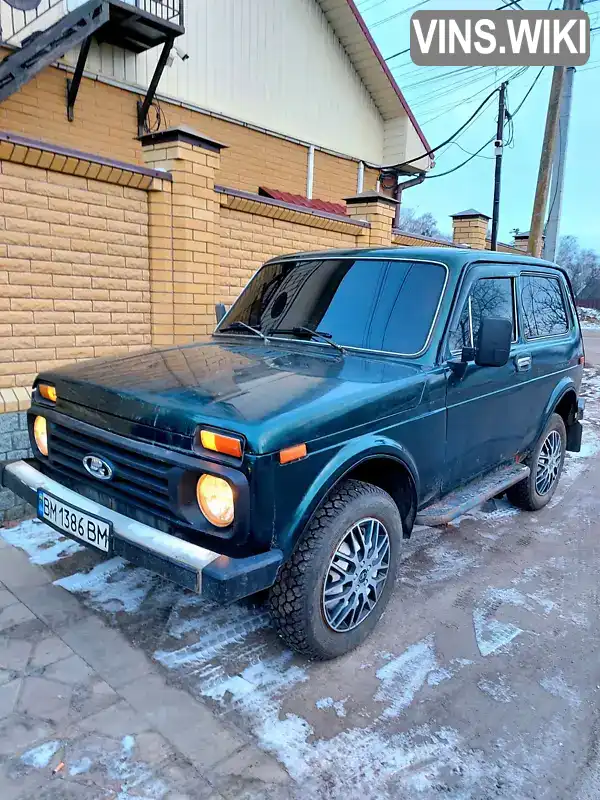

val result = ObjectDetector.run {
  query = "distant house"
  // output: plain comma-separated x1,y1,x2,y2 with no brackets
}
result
577,280,600,309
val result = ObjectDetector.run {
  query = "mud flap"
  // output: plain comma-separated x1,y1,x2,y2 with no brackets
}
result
566,420,583,453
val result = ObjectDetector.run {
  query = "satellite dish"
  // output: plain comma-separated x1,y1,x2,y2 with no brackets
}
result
3,0,43,10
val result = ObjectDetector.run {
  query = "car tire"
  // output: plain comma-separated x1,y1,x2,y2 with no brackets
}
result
268,479,402,660
507,413,566,511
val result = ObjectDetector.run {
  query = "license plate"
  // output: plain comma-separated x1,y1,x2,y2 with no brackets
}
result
38,491,111,553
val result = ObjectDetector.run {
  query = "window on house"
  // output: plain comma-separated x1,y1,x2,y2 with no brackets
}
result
520,275,569,338
449,277,515,353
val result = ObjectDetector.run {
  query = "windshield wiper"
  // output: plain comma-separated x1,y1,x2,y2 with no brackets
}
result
219,321,269,343
270,326,344,354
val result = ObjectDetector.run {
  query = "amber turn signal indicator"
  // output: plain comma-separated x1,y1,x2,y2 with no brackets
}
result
279,443,307,464
200,430,243,458
38,384,57,403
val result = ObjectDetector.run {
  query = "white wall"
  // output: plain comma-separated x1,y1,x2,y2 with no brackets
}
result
69,0,387,163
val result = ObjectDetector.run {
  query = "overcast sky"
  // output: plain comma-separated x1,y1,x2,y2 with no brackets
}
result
359,0,600,251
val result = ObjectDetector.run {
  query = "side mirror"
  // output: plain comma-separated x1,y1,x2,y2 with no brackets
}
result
215,303,227,324
474,317,512,367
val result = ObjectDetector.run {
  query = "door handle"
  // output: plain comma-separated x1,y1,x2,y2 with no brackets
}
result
515,355,532,372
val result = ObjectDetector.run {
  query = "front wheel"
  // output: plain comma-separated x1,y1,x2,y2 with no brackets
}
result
507,413,566,511
269,479,402,660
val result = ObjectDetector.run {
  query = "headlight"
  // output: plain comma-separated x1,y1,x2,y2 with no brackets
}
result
196,474,234,528
33,416,48,456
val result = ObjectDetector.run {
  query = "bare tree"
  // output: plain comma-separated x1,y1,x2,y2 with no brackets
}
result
556,235,600,297
398,208,451,241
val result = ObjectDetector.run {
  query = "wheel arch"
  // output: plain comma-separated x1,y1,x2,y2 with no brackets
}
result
282,436,420,555
541,378,578,434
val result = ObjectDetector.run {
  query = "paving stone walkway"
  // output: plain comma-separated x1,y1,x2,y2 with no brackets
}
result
0,534,291,800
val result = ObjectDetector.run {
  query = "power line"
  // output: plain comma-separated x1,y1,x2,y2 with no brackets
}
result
424,67,545,180
387,86,501,171
369,0,431,29
385,46,410,61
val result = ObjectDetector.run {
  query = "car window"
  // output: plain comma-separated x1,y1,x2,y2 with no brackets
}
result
368,261,447,353
520,275,569,339
449,277,515,353
220,258,447,353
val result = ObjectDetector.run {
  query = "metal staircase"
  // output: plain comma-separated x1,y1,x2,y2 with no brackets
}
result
0,0,184,131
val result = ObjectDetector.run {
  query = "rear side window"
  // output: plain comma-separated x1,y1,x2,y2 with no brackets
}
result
449,277,515,353
520,275,569,338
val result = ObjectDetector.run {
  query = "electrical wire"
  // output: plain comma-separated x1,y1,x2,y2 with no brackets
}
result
369,0,431,29
385,86,501,171
424,66,545,179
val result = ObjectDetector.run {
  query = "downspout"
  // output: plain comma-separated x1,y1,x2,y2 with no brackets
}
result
357,161,365,193
393,172,426,230
306,144,315,199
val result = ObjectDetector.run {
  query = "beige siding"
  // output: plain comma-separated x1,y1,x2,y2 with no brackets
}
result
68,0,386,163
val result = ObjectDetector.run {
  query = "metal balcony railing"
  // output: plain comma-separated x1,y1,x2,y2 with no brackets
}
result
134,0,183,25
0,0,183,45
1,0,62,43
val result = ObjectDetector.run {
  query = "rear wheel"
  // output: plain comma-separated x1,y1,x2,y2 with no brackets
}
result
507,413,566,511
269,479,402,660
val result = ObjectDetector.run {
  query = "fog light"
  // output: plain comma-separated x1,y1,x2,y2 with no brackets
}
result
196,474,234,528
33,416,48,456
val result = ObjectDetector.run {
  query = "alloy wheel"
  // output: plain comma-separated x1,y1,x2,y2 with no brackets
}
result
535,429,563,496
322,517,391,632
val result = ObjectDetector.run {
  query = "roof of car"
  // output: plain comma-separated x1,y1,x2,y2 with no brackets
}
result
266,246,562,272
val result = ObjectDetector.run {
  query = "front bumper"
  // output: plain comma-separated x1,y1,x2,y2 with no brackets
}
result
1,460,282,603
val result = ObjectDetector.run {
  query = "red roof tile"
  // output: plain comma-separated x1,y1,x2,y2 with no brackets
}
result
259,187,348,217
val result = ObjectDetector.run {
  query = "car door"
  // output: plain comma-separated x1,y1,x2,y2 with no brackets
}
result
443,264,532,491
515,270,582,449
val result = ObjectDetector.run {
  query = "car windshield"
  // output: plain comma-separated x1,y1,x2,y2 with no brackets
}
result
217,258,447,354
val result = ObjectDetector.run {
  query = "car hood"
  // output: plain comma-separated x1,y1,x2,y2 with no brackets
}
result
40,338,426,454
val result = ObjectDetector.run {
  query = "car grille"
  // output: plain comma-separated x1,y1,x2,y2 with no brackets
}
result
46,419,176,525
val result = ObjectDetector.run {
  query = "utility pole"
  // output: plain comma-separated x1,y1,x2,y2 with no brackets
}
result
542,66,575,262
490,81,507,251
528,0,579,257
528,64,566,257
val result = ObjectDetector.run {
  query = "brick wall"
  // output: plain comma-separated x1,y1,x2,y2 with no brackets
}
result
0,160,151,389
0,48,372,208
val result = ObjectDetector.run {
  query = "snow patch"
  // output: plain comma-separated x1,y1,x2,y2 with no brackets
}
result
478,674,514,703
316,696,347,717
400,544,478,587
1,519,83,565
154,602,270,670
54,558,158,614
200,653,496,795
20,740,61,768
540,673,581,709
375,636,437,718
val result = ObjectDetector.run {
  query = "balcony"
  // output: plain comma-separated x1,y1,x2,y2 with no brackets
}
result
1,0,184,50
0,0,184,130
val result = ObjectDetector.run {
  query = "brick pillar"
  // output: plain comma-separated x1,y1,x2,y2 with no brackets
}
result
145,176,174,347
512,231,541,253
450,209,490,250
344,191,396,247
140,126,226,344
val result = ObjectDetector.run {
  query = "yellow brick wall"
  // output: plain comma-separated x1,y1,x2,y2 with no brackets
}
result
219,205,361,306
0,160,150,389
312,151,378,203
0,50,369,208
392,231,456,248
